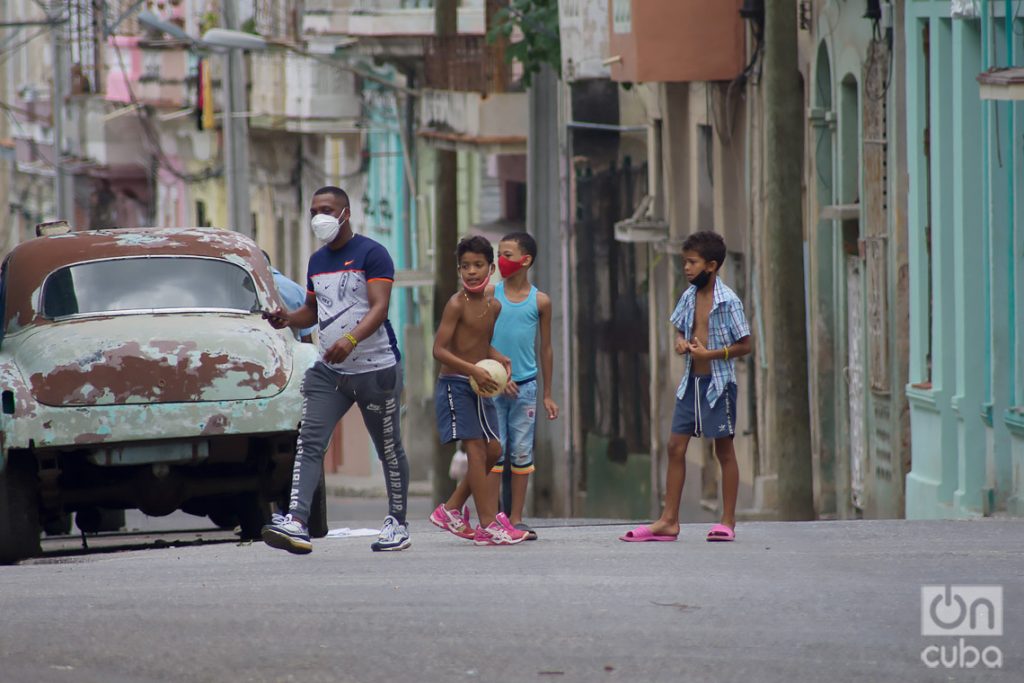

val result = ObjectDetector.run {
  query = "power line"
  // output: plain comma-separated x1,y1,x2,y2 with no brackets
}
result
108,37,221,184
0,27,47,64
0,98,51,123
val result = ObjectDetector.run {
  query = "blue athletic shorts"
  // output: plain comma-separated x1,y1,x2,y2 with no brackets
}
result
671,375,737,438
492,376,538,474
435,375,500,445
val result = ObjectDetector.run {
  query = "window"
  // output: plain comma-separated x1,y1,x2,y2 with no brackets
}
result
42,257,260,318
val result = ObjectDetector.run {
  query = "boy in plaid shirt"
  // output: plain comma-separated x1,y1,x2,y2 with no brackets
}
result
621,231,752,543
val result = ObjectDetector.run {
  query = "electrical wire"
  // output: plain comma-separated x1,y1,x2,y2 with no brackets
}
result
108,36,221,184
711,22,763,147
0,27,47,66
0,98,50,123
0,25,25,49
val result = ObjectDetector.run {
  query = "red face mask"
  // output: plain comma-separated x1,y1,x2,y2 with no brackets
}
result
461,274,490,293
498,255,525,279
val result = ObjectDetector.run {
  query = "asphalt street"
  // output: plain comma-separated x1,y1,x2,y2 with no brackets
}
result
0,511,1020,683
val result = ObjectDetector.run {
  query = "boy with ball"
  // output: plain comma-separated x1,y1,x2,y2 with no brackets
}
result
429,236,530,545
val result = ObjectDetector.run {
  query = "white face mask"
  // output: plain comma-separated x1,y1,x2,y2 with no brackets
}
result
310,214,340,243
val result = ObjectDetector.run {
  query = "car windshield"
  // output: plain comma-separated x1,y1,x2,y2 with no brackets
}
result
42,257,261,318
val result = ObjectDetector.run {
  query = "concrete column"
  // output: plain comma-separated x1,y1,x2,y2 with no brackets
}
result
528,63,568,516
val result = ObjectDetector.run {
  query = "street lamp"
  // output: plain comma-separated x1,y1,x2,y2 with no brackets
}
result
137,9,263,238
200,28,267,52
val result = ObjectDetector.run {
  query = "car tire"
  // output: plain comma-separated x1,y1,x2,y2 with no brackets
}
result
308,472,328,539
75,508,125,534
43,512,73,537
236,491,270,541
0,454,42,564
208,510,239,530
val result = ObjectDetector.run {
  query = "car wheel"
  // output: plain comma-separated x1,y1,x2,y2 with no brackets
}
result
208,510,239,530
308,471,328,539
43,512,73,536
236,492,270,541
75,508,125,534
0,454,42,564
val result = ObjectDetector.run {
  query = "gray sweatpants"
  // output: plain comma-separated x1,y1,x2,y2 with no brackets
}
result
289,361,409,524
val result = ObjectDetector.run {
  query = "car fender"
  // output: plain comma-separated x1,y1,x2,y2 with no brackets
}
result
0,359,35,472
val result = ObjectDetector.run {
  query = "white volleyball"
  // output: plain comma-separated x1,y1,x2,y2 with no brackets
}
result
469,359,508,397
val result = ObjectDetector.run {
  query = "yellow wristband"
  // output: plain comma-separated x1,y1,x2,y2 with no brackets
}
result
344,333,358,348
723,346,729,361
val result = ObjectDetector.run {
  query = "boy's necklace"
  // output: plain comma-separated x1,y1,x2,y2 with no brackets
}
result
463,291,491,318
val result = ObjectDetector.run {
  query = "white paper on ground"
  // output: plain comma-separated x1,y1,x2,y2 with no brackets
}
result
325,527,380,538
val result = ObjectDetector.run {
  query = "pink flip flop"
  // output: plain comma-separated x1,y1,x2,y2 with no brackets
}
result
706,524,735,542
619,525,678,542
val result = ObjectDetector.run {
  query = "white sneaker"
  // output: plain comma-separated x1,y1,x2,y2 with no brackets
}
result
371,515,411,552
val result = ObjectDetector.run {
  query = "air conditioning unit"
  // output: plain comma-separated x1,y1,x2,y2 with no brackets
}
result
613,121,668,243
614,195,669,243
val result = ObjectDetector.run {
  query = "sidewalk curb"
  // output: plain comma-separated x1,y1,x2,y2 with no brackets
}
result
324,482,433,499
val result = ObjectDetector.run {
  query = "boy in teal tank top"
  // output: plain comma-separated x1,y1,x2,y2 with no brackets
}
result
489,232,559,539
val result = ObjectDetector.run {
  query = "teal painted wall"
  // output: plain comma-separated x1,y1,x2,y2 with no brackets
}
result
362,70,416,356
905,0,1024,517
806,1,910,518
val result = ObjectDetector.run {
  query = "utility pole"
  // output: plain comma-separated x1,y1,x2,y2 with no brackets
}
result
50,1,73,222
431,0,460,505
222,0,253,237
763,0,814,519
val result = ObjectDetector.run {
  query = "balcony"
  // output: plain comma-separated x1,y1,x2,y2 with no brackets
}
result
418,33,524,153
105,36,192,109
332,0,484,61
249,51,361,134
74,98,147,169
606,0,745,83
418,88,526,154
347,0,483,36
559,0,612,82
422,35,512,94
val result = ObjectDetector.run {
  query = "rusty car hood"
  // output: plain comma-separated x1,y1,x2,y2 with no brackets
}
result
16,315,292,406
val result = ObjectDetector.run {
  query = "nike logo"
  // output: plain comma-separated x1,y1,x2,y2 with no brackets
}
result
344,260,355,266
318,302,357,331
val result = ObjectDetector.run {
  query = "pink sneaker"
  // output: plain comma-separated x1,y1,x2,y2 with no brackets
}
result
473,519,529,546
461,505,471,527
430,504,474,540
495,512,515,531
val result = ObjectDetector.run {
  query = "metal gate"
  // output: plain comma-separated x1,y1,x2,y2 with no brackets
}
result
573,157,651,513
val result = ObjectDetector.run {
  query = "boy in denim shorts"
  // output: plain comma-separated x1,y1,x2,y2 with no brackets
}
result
620,231,752,543
488,232,558,540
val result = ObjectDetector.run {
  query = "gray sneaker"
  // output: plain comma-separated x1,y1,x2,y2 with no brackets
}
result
371,515,411,552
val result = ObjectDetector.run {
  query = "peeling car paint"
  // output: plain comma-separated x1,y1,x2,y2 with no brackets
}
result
19,318,290,406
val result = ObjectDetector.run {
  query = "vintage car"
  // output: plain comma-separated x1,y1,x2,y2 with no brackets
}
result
0,227,323,563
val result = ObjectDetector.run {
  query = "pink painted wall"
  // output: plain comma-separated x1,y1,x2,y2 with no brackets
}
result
105,36,142,104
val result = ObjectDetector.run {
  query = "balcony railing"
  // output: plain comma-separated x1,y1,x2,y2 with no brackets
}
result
422,35,512,94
